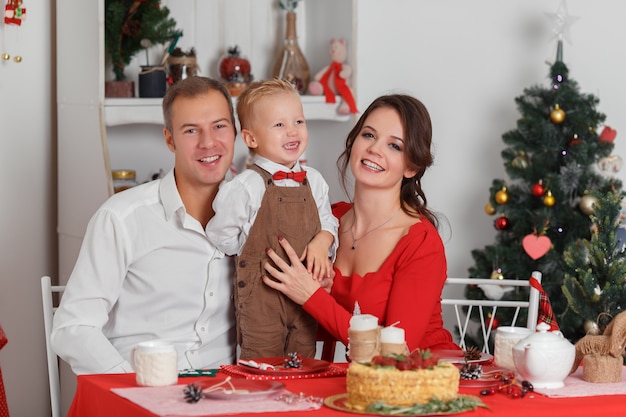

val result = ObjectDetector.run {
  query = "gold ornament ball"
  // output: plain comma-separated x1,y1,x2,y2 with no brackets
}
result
495,188,509,205
511,152,529,169
484,202,496,215
543,191,555,207
1,53,9,60
579,195,598,215
13,56,22,63
550,104,566,124
490,269,504,280
584,320,600,335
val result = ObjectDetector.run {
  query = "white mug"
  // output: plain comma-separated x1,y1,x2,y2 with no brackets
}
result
494,326,533,370
131,340,178,387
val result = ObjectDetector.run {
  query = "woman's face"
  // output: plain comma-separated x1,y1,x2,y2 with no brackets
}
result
349,107,417,188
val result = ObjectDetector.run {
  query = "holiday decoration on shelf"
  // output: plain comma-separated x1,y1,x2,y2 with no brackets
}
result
272,0,310,94
466,1,623,349
167,47,198,85
105,0,182,81
308,38,358,115
218,45,253,96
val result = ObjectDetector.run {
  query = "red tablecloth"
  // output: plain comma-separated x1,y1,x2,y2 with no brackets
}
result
68,368,626,417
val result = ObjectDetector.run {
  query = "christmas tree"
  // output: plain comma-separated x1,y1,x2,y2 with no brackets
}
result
465,6,623,346
562,190,626,337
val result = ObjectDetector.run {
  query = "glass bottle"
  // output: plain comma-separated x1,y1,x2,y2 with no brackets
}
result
272,11,310,94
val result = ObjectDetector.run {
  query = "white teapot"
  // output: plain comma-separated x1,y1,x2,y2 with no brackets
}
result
512,322,575,389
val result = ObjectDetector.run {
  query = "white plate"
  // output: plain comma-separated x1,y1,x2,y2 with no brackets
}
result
430,349,493,364
202,380,284,401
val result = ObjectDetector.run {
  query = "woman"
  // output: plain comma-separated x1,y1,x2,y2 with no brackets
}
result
263,94,459,352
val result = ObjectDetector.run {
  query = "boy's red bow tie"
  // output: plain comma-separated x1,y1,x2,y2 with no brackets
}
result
272,171,307,182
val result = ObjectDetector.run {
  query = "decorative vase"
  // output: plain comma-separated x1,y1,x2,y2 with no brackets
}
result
218,45,253,97
138,65,167,98
105,80,135,98
272,11,310,94
166,50,199,85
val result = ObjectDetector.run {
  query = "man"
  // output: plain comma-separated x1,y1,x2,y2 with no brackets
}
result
51,77,238,374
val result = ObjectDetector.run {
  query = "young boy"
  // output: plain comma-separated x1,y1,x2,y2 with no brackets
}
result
207,78,338,359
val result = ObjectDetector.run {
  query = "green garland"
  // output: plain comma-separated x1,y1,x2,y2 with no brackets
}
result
366,395,488,415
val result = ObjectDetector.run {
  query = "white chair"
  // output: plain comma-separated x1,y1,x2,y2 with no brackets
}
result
442,271,541,354
41,276,65,417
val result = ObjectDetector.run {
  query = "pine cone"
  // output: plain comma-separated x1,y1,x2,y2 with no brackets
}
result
285,352,303,368
183,383,204,403
463,346,482,362
460,363,483,380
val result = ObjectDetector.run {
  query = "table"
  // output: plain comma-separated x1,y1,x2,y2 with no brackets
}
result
68,369,626,417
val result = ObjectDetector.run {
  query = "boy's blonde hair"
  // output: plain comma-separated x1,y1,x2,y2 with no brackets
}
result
236,78,300,131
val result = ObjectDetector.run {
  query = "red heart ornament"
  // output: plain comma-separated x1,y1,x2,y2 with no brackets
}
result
599,126,617,143
522,234,551,260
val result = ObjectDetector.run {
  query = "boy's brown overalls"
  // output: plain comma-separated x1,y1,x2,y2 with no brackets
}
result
235,165,321,359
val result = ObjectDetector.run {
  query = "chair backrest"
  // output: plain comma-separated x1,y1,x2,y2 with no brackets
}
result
41,276,65,417
441,271,541,354
315,325,339,362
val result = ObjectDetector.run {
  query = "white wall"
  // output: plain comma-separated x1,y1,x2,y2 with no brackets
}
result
2,1,626,415
0,1,55,416
353,0,626,279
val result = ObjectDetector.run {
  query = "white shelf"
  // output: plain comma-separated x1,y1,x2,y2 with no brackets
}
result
104,95,350,127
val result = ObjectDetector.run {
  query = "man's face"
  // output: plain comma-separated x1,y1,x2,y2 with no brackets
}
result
164,90,236,192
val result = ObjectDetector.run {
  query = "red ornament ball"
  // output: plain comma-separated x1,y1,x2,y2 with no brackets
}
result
494,216,510,230
531,183,545,197
568,134,581,146
487,314,500,329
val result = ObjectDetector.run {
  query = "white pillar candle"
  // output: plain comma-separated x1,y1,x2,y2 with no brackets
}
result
349,314,379,331
380,326,405,344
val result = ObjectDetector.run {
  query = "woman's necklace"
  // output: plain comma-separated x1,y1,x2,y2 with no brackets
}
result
350,207,401,250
